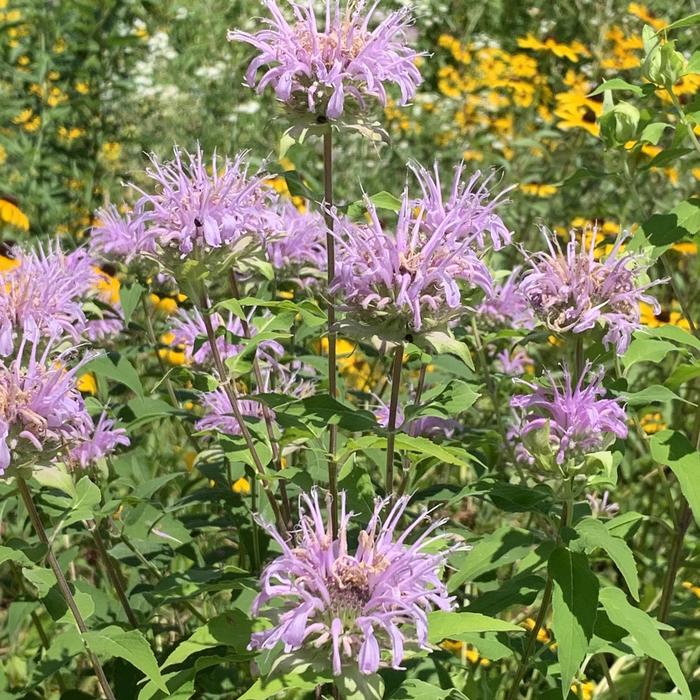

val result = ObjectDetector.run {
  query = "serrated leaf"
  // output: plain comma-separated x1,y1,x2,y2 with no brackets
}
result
427,611,523,644
618,384,690,406
622,338,682,370
549,548,599,696
83,626,168,693
649,430,700,526
599,587,691,699
571,517,639,600
0,545,33,567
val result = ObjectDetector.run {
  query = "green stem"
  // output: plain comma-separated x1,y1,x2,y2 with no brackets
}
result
87,518,139,628
385,343,404,496
322,128,339,539
16,477,116,700
199,294,287,537
505,491,573,700
140,294,179,407
397,363,427,498
667,87,700,157
227,270,293,530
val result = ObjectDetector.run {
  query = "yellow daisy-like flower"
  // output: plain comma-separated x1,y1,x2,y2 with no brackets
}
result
101,141,122,162
571,679,596,700
639,301,689,331
627,3,667,30
439,640,491,666
158,347,187,366
520,183,558,198
150,293,180,315
0,255,19,272
75,81,90,95
232,477,251,494
93,267,121,305
682,581,700,599
0,198,29,231
521,617,553,644
77,373,98,395
639,412,666,435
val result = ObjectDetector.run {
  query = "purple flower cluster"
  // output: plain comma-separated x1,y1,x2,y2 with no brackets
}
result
511,362,628,467
249,490,456,675
229,0,423,120
331,163,508,337
0,336,128,475
374,399,460,438
0,244,96,354
93,147,279,262
266,202,327,279
477,268,534,330
520,229,663,354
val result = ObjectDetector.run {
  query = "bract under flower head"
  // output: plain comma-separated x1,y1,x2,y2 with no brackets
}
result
520,227,664,354
249,489,457,676
510,361,628,469
229,0,423,121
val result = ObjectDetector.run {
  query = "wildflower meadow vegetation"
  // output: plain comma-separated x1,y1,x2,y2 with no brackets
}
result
2,0,700,698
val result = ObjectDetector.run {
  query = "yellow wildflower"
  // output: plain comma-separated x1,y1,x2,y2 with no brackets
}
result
682,581,700,598
640,412,666,435
101,142,122,162
628,3,667,30
232,477,251,494
440,640,491,666
520,183,558,198
183,450,197,472
150,293,180,315
0,199,29,231
639,301,689,331
77,373,98,395
571,679,596,700
93,268,121,305
521,617,552,644
75,81,89,95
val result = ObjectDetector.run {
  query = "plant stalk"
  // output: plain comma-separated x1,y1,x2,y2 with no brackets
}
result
199,296,288,536
16,476,116,700
322,128,339,538
385,343,404,495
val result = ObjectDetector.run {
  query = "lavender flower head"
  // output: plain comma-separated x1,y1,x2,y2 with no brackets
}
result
520,228,664,354
67,412,130,469
0,335,92,475
266,201,326,279
494,346,532,376
410,162,513,252
249,490,457,675
229,0,423,121
510,362,628,471
477,268,534,330
332,168,496,338
169,307,284,367
0,243,96,355
129,146,279,258
586,491,620,518
374,398,459,438
91,203,157,263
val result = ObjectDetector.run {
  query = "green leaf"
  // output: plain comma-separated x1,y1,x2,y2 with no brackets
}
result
639,122,671,145
618,384,690,406
448,527,536,592
32,465,75,497
548,548,599,696
423,331,474,370
571,517,640,600
639,324,700,352
684,50,700,75
622,338,682,370
119,283,144,326
347,191,402,219
427,611,523,644
390,679,466,699
0,546,33,568
665,362,700,391
239,667,330,699
84,353,144,397
661,11,700,32
394,433,471,467
599,587,691,699
83,626,168,693
161,611,252,670
589,79,643,96
649,430,700,526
